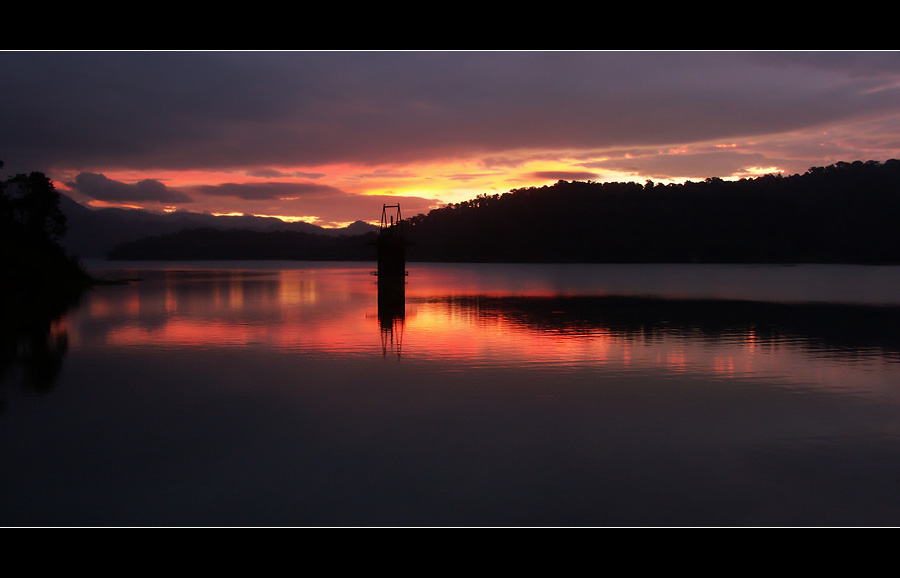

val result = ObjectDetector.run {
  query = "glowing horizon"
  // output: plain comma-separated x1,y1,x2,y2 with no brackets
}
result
53,143,801,227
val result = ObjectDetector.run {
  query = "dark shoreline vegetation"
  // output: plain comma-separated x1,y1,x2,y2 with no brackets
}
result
107,159,900,264
1,165,96,301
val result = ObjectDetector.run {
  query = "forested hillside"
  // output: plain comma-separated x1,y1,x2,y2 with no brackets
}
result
108,160,900,264
404,159,900,264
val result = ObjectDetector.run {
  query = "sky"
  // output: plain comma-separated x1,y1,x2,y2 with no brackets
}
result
3,50,900,228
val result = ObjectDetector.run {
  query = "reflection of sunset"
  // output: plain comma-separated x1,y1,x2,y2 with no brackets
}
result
70,264,900,401
75,268,378,354
714,356,736,377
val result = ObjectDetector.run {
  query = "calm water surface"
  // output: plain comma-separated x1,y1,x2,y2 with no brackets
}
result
3,261,900,526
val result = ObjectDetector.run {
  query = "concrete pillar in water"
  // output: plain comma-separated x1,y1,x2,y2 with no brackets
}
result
377,204,406,280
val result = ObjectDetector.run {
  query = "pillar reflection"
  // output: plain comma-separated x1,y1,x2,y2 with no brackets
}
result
378,275,405,358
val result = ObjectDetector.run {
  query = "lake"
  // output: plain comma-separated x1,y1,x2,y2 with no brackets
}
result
3,261,900,526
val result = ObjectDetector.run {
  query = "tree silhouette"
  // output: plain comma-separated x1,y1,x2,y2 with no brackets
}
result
1,157,90,297
401,159,900,264
3,171,67,243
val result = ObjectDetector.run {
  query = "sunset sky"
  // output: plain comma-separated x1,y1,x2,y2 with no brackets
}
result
3,50,900,227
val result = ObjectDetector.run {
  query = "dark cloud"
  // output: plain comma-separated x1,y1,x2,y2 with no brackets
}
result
188,181,346,201
245,168,327,179
3,51,900,176
67,172,193,203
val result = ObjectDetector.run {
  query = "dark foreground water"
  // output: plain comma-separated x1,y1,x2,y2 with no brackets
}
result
3,261,900,526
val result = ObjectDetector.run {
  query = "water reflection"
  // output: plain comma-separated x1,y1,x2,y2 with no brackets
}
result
6,262,900,525
426,294,900,362
67,263,900,387
408,294,900,398
377,274,406,359
1,289,82,403
74,267,378,353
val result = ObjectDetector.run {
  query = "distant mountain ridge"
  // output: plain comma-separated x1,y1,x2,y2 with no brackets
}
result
106,227,378,261
59,195,378,258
